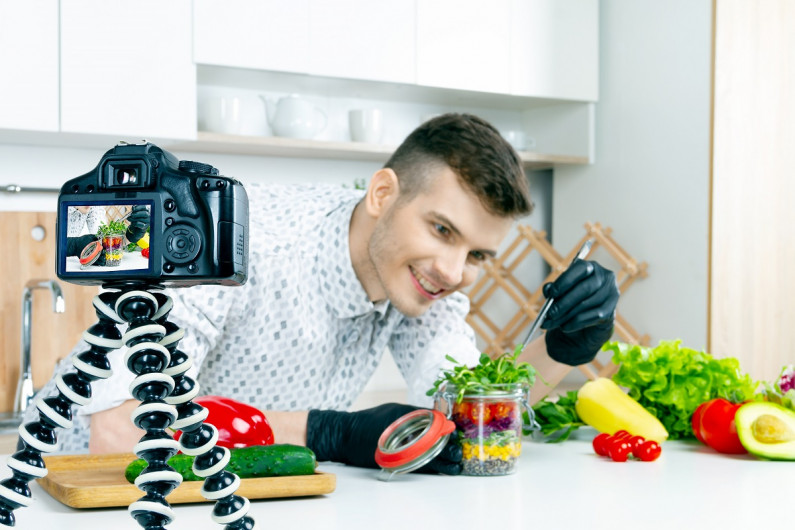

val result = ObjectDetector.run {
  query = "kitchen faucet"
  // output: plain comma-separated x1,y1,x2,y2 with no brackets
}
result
13,279,65,416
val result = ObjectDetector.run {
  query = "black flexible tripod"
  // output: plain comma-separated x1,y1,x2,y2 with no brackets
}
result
0,282,255,529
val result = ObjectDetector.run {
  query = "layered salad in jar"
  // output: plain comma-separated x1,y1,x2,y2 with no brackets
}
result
429,346,536,476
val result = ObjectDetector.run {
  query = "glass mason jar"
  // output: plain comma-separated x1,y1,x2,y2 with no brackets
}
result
101,230,125,267
435,383,534,476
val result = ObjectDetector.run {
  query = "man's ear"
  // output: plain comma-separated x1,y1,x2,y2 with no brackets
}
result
365,168,400,218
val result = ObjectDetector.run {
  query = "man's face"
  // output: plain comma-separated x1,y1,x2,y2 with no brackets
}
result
368,166,513,318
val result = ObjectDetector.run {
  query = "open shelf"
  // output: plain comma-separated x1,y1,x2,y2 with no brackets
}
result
165,132,588,169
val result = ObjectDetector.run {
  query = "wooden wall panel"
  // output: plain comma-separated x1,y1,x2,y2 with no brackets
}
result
0,212,98,413
710,0,795,380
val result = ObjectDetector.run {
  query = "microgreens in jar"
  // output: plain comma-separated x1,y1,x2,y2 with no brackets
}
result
426,345,536,403
97,219,127,237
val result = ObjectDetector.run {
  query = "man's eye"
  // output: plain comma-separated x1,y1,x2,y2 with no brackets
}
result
469,250,487,262
435,223,450,236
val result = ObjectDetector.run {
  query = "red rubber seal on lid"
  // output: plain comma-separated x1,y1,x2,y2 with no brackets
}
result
79,240,102,266
374,409,455,469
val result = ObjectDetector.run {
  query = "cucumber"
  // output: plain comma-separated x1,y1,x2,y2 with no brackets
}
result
124,444,317,484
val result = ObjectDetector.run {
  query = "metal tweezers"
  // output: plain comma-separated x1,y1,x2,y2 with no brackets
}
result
521,238,594,350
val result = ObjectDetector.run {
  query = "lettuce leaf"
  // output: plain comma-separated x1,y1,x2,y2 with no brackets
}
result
605,340,759,440
760,364,795,412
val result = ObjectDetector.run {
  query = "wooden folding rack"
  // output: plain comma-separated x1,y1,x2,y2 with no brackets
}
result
465,222,649,381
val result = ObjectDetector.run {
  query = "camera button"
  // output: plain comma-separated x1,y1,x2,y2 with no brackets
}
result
164,199,176,212
163,262,175,273
165,217,174,226
164,224,201,264
187,263,199,274
216,180,226,189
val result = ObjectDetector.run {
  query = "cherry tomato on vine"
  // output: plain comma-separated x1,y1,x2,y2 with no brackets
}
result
592,433,611,456
627,435,646,451
634,440,662,461
609,439,632,462
612,430,631,439
141,247,150,258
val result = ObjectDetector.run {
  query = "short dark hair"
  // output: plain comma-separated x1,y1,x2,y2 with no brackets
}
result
384,113,533,218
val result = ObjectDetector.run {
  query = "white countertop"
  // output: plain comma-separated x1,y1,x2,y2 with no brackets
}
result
2,430,790,530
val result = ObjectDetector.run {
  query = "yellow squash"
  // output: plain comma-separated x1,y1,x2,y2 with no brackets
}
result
575,377,669,442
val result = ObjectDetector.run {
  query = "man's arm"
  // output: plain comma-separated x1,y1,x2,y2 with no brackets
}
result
88,401,458,473
88,400,143,453
88,400,309,453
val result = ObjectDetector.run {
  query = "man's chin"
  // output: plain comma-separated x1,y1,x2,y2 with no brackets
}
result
390,297,435,319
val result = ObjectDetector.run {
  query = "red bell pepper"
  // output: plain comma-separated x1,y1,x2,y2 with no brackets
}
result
692,397,747,454
173,395,274,448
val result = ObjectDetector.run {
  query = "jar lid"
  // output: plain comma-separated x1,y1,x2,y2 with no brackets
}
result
374,409,455,481
79,240,102,269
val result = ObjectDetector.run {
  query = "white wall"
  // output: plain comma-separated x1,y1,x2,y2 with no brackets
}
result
553,0,713,363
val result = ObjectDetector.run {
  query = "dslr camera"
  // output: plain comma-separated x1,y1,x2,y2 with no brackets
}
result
56,142,248,287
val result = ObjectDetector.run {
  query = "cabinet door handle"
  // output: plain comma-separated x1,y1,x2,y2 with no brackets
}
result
2,184,59,194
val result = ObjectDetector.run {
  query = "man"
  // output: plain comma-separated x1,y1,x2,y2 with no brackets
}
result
28,114,618,474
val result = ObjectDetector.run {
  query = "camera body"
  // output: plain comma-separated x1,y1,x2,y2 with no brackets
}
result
56,142,248,287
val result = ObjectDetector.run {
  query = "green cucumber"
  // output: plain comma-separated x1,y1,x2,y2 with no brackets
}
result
124,444,317,484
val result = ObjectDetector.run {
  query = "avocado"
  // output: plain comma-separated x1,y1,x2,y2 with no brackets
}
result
735,402,795,461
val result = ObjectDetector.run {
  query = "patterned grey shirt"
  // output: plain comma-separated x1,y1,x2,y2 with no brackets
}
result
31,182,480,454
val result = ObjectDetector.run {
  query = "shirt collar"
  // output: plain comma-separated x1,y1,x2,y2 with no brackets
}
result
315,197,387,319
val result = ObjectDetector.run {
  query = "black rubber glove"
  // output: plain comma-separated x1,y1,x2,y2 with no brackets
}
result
125,205,149,244
65,234,106,266
541,259,619,366
306,403,463,475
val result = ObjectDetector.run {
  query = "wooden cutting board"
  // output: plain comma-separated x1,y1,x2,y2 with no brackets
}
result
37,452,336,508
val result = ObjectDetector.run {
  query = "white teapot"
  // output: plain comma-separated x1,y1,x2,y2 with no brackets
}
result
261,94,327,139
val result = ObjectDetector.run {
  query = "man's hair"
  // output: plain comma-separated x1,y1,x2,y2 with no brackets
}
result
384,113,533,218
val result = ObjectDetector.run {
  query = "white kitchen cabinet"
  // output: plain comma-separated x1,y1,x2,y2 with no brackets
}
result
416,0,598,101
510,0,599,101
60,0,196,140
194,0,414,85
306,0,415,84
194,0,597,100
0,0,59,132
193,0,311,74
416,0,512,94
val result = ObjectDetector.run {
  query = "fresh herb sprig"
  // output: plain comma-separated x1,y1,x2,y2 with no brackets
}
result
526,390,585,442
427,345,536,403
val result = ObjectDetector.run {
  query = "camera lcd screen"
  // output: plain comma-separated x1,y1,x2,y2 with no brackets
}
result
61,201,153,274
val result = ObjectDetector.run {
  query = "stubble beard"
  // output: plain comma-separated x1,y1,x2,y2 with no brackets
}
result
367,208,428,319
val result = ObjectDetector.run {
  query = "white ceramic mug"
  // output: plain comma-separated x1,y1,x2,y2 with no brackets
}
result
201,96,243,135
349,108,384,144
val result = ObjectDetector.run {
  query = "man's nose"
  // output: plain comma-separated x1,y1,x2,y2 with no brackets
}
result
435,248,469,288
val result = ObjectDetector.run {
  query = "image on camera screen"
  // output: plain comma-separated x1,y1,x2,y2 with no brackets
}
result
63,202,153,273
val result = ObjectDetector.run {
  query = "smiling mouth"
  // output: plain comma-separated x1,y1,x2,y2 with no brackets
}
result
410,266,444,296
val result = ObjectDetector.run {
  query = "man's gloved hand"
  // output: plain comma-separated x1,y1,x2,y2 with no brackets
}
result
125,205,149,244
541,259,619,366
306,403,462,475
65,234,106,266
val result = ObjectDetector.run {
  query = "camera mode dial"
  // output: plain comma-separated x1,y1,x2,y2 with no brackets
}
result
178,160,219,176
163,224,202,265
